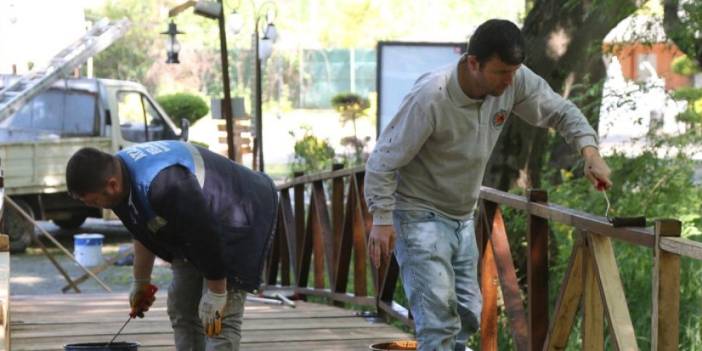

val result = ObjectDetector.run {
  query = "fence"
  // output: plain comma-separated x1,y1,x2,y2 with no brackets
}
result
262,165,701,350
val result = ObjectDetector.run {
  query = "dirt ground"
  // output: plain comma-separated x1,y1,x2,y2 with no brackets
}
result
10,219,173,296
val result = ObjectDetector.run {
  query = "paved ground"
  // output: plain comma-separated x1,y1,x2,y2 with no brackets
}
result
10,219,172,296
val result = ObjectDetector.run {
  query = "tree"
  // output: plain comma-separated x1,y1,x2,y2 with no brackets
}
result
86,1,165,91
331,93,370,164
484,0,641,191
663,0,702,67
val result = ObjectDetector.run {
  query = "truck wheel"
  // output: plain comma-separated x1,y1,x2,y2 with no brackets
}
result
53,216,87,230
2,198,34,253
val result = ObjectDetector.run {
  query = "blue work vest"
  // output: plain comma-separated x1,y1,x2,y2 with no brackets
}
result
116,141,277,291
117,140,204,233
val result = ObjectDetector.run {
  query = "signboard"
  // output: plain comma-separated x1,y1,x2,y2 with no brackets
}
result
376,41,466,135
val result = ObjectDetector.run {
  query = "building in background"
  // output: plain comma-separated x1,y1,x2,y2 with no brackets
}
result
603,14,699,91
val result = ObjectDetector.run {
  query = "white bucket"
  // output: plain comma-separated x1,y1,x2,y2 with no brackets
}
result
74,234,104,267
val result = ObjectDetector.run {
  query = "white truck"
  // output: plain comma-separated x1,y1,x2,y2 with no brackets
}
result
0,74,190,251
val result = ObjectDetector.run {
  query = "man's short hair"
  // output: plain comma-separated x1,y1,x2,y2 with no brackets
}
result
66,147,118,197
468,19,525,66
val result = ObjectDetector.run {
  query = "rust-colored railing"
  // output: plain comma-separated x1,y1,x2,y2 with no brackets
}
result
262,165,701,351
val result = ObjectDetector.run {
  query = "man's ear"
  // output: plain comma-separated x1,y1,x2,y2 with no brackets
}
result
466,55,480,72
105,176,120,194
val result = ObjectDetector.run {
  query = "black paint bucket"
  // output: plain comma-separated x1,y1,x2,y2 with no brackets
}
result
63,342,139,351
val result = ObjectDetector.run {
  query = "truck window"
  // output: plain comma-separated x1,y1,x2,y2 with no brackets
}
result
118,91,148,142
0,89,98,139
118,91,175,142
143,95,175,140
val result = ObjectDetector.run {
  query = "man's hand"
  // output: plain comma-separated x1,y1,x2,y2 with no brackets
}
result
199,289,227,337
582,146,612,190
368,225,396,268
129,280,157,318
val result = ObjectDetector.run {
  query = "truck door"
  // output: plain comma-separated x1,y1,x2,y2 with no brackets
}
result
117,91,176,144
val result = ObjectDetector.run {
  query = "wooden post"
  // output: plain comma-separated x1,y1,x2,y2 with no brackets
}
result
293,172,305,266
331,164,345,307
652,219,681,351
587,233,638,350
543,234,585,351
332,163,345,253
479,201,498,351
582,232,604,351
527,190,548,351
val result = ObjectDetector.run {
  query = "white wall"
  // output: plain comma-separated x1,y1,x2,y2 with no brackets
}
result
0,0,87,74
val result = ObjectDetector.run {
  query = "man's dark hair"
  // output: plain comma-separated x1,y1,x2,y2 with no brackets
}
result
467,19,525,65
66,147,119,197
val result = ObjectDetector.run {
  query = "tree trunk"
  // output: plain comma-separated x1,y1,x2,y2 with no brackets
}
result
483,0,640,191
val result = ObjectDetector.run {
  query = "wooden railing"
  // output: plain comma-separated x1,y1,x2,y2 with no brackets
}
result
262,165,701,351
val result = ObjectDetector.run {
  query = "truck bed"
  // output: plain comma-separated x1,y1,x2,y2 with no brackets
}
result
0,137,111,195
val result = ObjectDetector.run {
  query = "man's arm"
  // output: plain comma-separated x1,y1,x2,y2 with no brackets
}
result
365,99,433,266
365,99,433,224
512,66,612,188
133,239,155,281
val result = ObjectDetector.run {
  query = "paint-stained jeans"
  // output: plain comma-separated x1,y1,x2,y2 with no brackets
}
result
393,210,482,351
167,259,247,351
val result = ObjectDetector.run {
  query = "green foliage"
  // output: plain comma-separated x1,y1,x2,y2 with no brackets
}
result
537,152,702,349
672,55,701,77
289,126,336,174
155,93,209,124
664,1,702,67
672,87,702,102
86,1,163,88
332,93,370,165
331,93,370,113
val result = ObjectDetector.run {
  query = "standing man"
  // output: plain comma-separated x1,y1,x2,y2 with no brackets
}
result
365,19,612,351
66,140,278,351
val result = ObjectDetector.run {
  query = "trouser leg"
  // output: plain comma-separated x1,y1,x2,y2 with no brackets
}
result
453,219,481,351
205,289,247,351
168,259,206,351
394,210,459,351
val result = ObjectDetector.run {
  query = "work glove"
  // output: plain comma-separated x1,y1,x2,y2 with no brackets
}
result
129,278,156,318
198,289,227,336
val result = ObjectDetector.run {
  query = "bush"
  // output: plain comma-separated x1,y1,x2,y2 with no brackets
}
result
156,93,209,124
290,126,336,174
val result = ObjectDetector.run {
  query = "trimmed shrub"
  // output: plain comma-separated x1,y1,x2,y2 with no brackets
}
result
156,93,209,124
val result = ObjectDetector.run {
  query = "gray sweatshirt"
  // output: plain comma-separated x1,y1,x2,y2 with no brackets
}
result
365,59,598,225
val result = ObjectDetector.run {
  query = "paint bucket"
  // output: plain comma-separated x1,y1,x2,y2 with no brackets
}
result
63,342,139,350
369,340,417,350
73,233,104,267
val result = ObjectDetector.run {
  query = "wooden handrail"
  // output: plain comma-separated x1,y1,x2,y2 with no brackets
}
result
263,166,700,351
276,166,364,190
479,186,655,247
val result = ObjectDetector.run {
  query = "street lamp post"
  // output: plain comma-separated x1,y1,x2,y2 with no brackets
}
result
165,0,277,168
165,0,236,161
251,2,277,172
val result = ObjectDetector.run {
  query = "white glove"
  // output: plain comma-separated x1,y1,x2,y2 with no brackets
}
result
199,289,227,336
129,278,153,318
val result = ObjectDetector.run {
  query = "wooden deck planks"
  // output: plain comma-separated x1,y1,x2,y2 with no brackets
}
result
10,292,412,351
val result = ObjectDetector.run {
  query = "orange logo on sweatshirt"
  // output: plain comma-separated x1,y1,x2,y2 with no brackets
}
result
493,110,507,128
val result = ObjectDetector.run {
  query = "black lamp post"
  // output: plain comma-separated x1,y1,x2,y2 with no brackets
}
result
251,2,278,172
161,20,183,64
165,1,236,161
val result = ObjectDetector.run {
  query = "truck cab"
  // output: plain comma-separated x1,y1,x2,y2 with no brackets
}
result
0,75,189,251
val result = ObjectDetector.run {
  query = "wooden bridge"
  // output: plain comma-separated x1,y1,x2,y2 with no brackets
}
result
0,165,701,350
